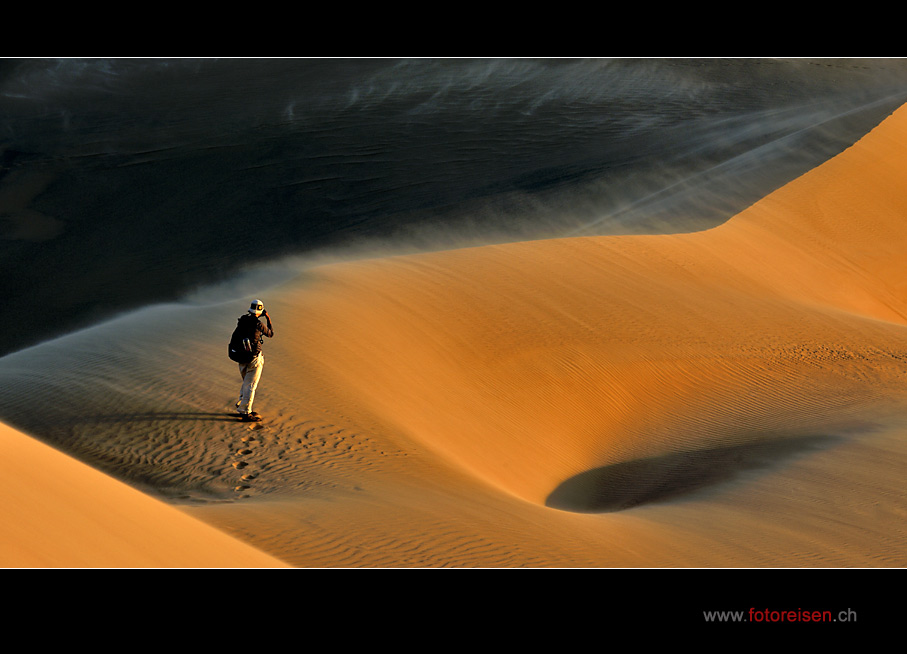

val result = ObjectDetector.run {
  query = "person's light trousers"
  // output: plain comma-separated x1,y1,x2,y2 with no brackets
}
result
238,353,264,414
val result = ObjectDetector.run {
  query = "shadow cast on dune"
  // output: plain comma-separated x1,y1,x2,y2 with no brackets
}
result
88,412,238,424
546,434,839,513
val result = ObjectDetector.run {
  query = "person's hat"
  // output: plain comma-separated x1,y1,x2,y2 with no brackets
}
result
249,299,264,315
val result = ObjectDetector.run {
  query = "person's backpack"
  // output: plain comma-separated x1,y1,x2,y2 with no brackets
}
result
228,314,261,364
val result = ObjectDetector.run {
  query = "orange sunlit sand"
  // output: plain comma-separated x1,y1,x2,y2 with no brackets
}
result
0,422,287,567
4,103,907,567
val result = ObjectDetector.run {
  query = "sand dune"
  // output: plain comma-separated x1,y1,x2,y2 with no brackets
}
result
3,103,907,567
0,422,288,567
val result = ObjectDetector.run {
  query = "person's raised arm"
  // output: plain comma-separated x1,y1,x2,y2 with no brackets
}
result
262,309,274,337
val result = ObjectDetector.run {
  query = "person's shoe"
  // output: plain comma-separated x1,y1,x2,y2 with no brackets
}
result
239,412,262,422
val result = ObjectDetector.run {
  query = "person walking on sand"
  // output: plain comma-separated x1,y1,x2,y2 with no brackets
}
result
228,299,274,422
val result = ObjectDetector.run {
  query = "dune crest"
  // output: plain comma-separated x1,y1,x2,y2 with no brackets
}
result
705,104,907,323
284,106,907,508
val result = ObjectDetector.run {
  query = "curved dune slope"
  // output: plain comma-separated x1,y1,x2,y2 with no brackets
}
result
0,422,288,567
288,104,907,507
